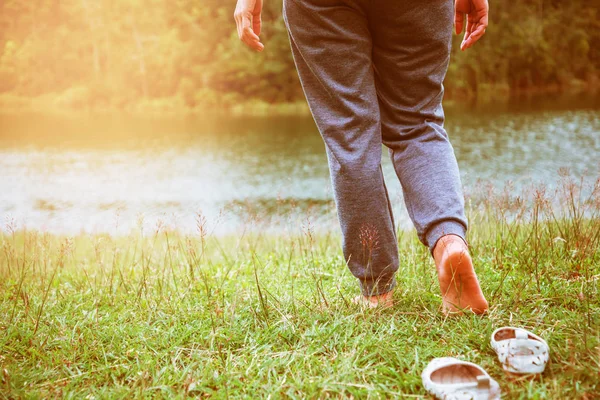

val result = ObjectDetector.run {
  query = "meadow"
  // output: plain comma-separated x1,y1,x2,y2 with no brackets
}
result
1,173,599,398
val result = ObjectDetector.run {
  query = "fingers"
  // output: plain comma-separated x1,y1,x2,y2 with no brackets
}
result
234,8,264,52
253,14,262,36
241,12,263,51
460,11,488,51
461,23,486,50
466,19,475,38
253,0,263,36
461,19,475,50
234,8,242,39
454,12,464,35
242,25,264,52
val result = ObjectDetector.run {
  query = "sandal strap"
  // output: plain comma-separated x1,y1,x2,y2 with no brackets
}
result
492,333,550,374
514,328,528,340
508,338,548,355
477,375,490,390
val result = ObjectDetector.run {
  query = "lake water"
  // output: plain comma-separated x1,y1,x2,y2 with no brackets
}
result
1,94,599,235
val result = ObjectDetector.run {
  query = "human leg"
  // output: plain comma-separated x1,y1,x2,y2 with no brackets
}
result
368,0,487,313
283,0,398,297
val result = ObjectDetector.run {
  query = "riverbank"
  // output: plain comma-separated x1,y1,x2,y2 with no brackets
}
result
1,80,598,118
1,174,598,398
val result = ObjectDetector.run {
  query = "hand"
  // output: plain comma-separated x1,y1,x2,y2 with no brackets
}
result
454,0,488,51
234,0,264,52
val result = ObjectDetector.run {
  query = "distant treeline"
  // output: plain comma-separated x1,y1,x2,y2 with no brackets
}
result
0,0,598,113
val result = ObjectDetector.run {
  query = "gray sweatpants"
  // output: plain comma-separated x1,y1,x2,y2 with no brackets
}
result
282,0,468,296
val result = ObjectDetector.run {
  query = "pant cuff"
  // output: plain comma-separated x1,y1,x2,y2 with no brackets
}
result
426,220,468,257
359,275,396,297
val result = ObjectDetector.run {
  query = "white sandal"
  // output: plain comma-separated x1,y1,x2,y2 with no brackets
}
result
422,357,501,400
490,327,549,374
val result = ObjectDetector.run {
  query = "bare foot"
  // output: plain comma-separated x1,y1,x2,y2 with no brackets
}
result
352,291,394,309
433,234,488,315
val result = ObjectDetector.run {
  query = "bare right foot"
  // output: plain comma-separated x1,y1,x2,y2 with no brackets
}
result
433,235,488,315
352,290,394,309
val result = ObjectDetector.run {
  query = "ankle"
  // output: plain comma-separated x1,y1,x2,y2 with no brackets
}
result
433,234,468,263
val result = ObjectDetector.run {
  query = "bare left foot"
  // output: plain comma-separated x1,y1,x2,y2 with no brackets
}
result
352,290,394,309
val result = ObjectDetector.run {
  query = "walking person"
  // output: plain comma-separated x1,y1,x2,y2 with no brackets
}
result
234,0,489,314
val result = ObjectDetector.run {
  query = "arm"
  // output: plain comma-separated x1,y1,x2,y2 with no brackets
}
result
234,0,264,52
455,0,489,50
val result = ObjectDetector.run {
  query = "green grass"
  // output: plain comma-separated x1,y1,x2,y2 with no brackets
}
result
1,175,599,399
